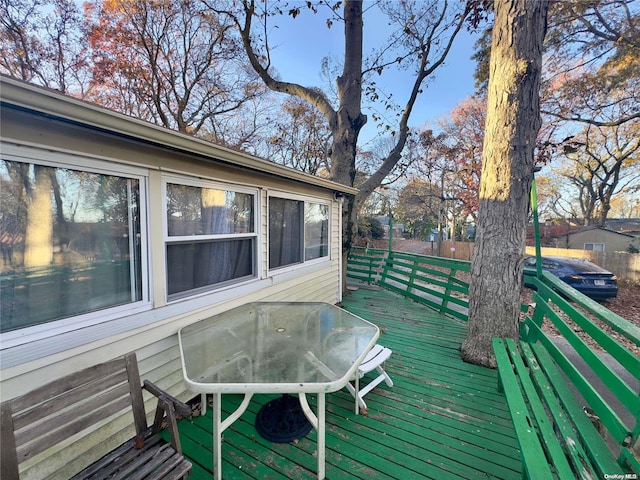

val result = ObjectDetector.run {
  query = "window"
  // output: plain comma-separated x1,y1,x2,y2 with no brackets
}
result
269,196,329,269
165,180,257,300
0,157,146,334
305,202,330,261
584,243,605,252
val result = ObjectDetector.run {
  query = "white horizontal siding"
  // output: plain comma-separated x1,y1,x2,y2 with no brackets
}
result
17,263,342,479
1,88,348,478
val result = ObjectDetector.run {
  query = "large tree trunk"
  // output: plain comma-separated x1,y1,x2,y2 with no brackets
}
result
461,0,549,368
330,0,366,262
329,0,366,289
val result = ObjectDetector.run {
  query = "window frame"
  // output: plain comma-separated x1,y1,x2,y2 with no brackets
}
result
584,243,605,252
267,192,331,273
0,144,151,347
162,175,260,302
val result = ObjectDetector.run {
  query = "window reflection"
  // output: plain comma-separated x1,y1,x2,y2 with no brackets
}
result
167,184,254,236
304,202,329,261
164,182,257,300
0,160,143,332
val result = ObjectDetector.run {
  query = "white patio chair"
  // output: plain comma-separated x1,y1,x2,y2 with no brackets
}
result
346,344,393,414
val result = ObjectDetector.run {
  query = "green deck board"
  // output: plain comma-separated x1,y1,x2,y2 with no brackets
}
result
174,287,521,479
325,399,521,478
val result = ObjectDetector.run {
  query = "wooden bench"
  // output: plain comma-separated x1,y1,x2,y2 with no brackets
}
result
1,352,193,479
492,275,640,479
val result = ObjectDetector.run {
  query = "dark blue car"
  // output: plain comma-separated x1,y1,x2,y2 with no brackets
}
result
523,256,618,300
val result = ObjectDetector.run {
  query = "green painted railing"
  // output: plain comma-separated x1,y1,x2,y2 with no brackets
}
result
347,247,640,468
523,273,640,471
346,247,387,285
347,247,470,321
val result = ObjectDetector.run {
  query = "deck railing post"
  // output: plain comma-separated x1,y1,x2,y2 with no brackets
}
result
531,177,543,279
442,268,457,313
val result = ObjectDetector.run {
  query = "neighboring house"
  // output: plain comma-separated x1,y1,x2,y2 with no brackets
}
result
375,216,405,239
566,225,639,253
0,76,356,479
604,218,640,242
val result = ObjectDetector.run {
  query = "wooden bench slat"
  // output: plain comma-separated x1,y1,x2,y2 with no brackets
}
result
503,339,577,479
534,297,639,410
619,448,640,474
528,342,624,476
9,357,128,412
108,442,175,480
74,430,162,480
145,456,193,480
493,335,633,479
492,338,556,479
17,395,132,462
77,433,190,480
527,319,630,444
124,449,177,480
12,368,128,430
532,283,640,377
83,421,190,480
15,382,131,447
519,341,602,478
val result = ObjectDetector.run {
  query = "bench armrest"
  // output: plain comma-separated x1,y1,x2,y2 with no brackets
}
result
143,380,192,419
143,380,193,454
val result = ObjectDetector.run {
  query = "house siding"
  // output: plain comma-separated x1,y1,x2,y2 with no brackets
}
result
1,80,353,479
567,228,637,252
14,265,342,479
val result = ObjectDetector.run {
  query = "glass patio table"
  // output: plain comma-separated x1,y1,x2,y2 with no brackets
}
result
178,302,380,480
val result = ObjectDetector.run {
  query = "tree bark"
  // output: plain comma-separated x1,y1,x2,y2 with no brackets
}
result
331,0,367,262
461,0,549,368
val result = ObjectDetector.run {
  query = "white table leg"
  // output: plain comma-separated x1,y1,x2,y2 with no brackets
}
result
212,393,222,480
212,392,253,480
317,392,326,480
299,392,326,480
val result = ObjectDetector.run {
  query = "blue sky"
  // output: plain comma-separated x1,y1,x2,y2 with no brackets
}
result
265,5,480,146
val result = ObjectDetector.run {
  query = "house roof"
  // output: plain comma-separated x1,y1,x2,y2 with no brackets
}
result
604,218,640,235
0,75,358,196
568,225,636,239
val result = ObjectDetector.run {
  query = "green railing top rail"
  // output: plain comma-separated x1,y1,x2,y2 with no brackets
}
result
348,246,388,256
350,246,472,269
385,249,472,271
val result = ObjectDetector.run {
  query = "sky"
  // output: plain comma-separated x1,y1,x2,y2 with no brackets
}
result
264,4,481,147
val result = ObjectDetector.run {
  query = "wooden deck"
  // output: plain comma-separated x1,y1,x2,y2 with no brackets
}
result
173,287,522,479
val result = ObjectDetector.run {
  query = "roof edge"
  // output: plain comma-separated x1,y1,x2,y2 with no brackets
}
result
0,76,358,195
571,225,636,238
